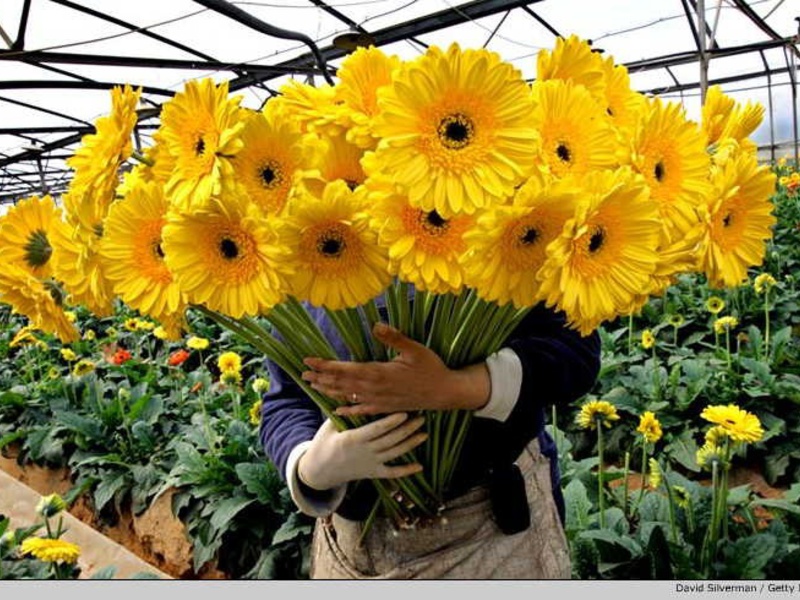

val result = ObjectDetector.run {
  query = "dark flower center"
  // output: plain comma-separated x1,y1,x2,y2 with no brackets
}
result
419,210,449,235
654,160,665,182
588,226,606,253
24,229,52,268
438,113,475,150
43,279,65,306
722,212,733,228
93,223,104,239
317,230,346,258
195,136,206,156
153,240,165,260
259,160,283,189
519,226,539,246
556,143,571,163
220,238,239,260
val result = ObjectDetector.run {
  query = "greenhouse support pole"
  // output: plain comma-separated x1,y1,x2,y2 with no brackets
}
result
759,51,776,164
698,0,708,104
786,44,799,165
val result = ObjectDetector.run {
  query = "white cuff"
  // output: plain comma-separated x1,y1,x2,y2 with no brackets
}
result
285,441,347,518
474,347,523,423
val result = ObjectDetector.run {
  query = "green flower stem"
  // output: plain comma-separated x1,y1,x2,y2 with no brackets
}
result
325,308,369,362
411,289,433,343
622,451,631,519
597,422,606,529
627,314,634,354
131,150,154,166
651,345,661,403
385,279,400,334
663,476,679,543
724,327,732,372
705,459,721,576
397,281,411,336
634,440,648,515
273,300,338,359
764,290,771,356
427,293,455,357
363,299,388,361
345,307,374,360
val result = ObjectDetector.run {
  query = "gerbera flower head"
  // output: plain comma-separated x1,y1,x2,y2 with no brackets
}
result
713,315,739,334
187,336,210,350
67,84,141,215
698,151,777,288
531,79,618,179
251,377,270,394
153,326,169,340
0,264,78,343
334,45,403,149
220,370,242,387
599,55,647,137
303,132,368,196
10,324,40,348
753,273,777,294
637,411,662,443
100,179,187,326
672,485,691,509
162,187,291,318
696,441,725,471
0,194,67,279
20,537,81,564
705,296,725,314
60,348,77,362
705,425,729,446
168,349,190,367
280,179,391,309
576,399,620,430
110,348,132,365
217,351,242,374
269,79,342,137
535,34,605,100
461,172,581,307
249,399,263,425
668,314,685,327
703,85,765,149
629,97,711,240
35,493,67,518
700,403,764,443
372,43,538,217
72,359,96,377
536,168,661,335
229,109,320,215
367,178,472,294
640,329,656,350
159,78,245,210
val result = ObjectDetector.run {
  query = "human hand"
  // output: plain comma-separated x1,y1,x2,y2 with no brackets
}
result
297,412,427,490
301,322,491,417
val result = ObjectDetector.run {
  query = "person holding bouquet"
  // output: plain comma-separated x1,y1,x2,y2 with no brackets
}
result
259,300,601,579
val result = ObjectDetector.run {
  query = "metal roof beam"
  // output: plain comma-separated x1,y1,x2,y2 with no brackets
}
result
11,0,32,51
227,0,545,91
520,5,562,38
730,0,800,59
641,64,794,95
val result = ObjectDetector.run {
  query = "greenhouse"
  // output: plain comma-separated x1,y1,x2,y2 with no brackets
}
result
0,0,798,583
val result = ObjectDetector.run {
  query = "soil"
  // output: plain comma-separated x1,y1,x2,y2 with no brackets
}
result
0,449,226,579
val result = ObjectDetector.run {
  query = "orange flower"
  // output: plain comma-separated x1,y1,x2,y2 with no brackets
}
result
168,349,190,366
110,348,132,365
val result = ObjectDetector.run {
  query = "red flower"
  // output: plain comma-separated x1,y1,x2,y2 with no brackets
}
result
168,349,190,367
110,348,132,365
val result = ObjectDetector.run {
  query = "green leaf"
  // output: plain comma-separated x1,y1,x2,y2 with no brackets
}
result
209,496,255,531
579,529,642,560
563,479,593,534
646,524,673,579
720,534,777,578
94,470,129,513
53,410,103,440
90,565,118,579
665,429,700,472
0,429,27,450
750,498,800,515
272,512,313,545
0,391,25,407
131,571,163,579
235,462,284,507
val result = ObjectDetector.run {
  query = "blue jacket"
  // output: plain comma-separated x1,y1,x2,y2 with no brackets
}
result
259,298,601,524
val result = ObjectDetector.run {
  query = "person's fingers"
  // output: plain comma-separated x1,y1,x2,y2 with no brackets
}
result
377,461,424,480
376,431,428,463
371,415,425,451
349,411,409,442
372,323,427,358
334,403,380,418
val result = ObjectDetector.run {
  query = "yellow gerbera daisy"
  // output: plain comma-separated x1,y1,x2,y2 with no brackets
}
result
705,425,729,446
713,315,739,334
229,109,320,215
217,351,242,374
187,336,210,350
640,329,656,350
536,168,661,335
367,178,472,294
269,79,342,137
0,264,78,343
461,172,581,307
535,34,605,100
280,179,391,309
628,97,711,240
9,324,41,348
696,441,725,470
705,296,725,314
599,55,647,138
0,194,67,279
753,273,777,294
576,399,620,430
20,537,81,564
372,43,538,216
701,85,736,147
100,179,186,323
159,78,245,210
162,188,290,318
334,45,403,149
248,399,263,426
60,348,77,361
303,132,368,195
67,84,141,215
647,458,662,489
49,216,116,317
531,79,618,179
700,404,764,443
72,359,96,377
698,151,777,288
637,411,662,443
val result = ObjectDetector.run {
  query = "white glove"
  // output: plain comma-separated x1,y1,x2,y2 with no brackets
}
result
297,412,427,491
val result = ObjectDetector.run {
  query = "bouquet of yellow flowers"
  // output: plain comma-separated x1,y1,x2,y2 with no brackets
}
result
0,35,776,527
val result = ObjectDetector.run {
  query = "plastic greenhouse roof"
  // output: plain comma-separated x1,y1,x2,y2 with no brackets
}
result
0,0,798,205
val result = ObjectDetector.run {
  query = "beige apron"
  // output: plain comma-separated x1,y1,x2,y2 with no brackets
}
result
310,437,572,579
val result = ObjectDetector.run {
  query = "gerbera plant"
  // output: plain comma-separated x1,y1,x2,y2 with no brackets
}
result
4,36,777,532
